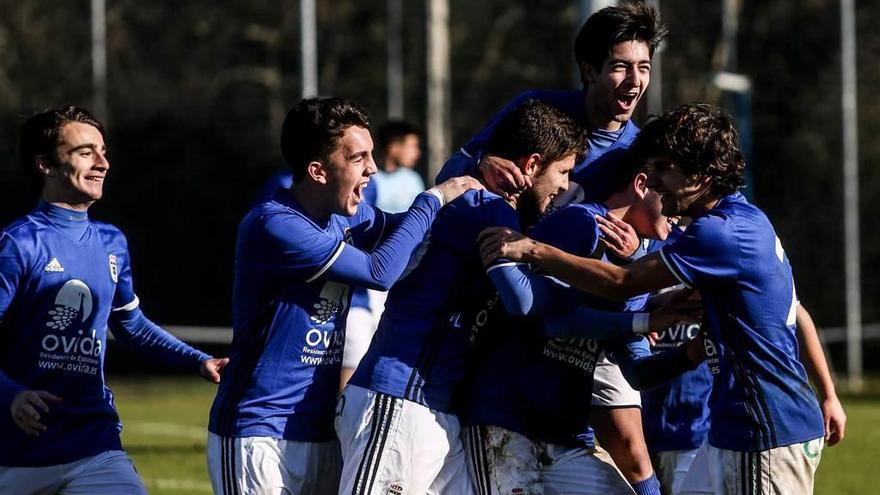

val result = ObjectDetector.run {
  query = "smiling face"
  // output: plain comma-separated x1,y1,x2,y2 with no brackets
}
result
323,125,377,217
582,40,651,131
41,122,109,209
645,156,709,218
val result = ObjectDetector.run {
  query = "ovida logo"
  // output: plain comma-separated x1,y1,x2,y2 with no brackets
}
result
304,327,344,349
703,334,721,375
310,281,349,325
41,280,102,357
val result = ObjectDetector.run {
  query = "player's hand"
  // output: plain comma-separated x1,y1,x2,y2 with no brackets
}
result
596,212,640,258
478,154,531,200
200,357,230,384
822,395,846,446
478,227,536,266
648,288,702,331
10,390,62,436
433,175,484,205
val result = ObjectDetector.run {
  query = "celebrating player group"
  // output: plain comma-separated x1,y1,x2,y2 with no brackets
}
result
1,1,846,494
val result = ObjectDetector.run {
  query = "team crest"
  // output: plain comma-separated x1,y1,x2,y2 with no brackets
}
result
108,254,118,283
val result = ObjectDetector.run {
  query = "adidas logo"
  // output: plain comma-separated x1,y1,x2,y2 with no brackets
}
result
44,258,64,272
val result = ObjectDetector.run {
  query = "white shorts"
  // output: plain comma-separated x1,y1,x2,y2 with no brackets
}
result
654,448,701,495
0,450,146,495
542,444,636,495
591,356,641,408
462,425,635,495
207,432,341,495
335,385,473,495
678,438,823,495
463,425,543,495
343,306,377,369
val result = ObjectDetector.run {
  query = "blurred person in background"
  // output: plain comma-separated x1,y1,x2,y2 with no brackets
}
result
373,120,426,214
0,106,227,494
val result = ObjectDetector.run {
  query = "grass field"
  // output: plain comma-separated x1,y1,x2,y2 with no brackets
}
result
110,374,879,495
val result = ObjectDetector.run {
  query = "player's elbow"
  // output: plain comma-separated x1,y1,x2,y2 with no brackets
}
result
500,296,532,317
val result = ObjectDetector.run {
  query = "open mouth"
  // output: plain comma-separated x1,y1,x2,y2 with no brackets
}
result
352,181,368,202
616,93,638,110
85,176,105,183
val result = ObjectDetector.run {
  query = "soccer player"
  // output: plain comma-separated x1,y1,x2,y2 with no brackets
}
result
252,168,380,389
463,149,701,495
437,2,668,488
481,104,832,494
207,97,479,495
337,100,587,495
0,106,227,494
373,120,425,214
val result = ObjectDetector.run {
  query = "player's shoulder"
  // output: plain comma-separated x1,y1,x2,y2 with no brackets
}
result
89,220,130,251
539,201,604,232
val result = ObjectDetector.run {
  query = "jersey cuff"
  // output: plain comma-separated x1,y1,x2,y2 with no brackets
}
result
485,261,527,273
112,296,140,312
424,188,445,207
305,241,345,283
659,248,694,289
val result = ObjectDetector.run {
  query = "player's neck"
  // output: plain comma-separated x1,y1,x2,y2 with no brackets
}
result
41,190,93,212
291,183,333,223
583,97,624,132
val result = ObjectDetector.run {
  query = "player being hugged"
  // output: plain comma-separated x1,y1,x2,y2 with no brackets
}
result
481,104,834,494
337,100,586,495
0,106,227,494
207,97,480,495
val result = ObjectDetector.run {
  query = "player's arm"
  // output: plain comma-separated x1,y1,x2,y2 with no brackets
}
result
436,91,536,196
480,227,679,301
108,306,227,382
611,335,705,391
0,233,63,435
796,303,846,446
486,262,581,316
320,176,482,290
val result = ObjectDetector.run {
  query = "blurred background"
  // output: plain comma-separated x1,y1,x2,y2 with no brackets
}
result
1,0,878,492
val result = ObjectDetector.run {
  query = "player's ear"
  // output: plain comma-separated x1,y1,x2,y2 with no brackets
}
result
633,172,648,199
36,155,54,177
521,153,542,177
581,62,599,85
306,160,328,184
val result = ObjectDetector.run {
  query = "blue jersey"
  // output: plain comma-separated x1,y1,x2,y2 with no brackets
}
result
659,192,824,451
255,170,377,310
436,89,640,203
209,189,440,441
464,202,649,446
0,203,208,467
640,321,712,452
349,190,519,413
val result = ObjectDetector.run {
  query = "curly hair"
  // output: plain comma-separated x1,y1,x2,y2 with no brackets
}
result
632,103,746,196
486,99,587,170
19,106,105,187
574,0,667,83
281,97,371,182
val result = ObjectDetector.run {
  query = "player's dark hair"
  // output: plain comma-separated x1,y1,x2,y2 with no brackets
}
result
19,106,105,188
485,99,587,171
600,149,649,200
280,97,371,182
377,120,419,150
632,103,745,197
574,0,667,85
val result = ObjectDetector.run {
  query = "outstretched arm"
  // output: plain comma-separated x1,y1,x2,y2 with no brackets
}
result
797,303,846,446
109,306,227,382
479,227,679,301
612,336,706,391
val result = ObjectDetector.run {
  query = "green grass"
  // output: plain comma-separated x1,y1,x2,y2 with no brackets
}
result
109,374,880,495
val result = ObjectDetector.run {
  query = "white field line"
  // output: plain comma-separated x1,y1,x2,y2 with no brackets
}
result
124,421,207,441
143,477,213,492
